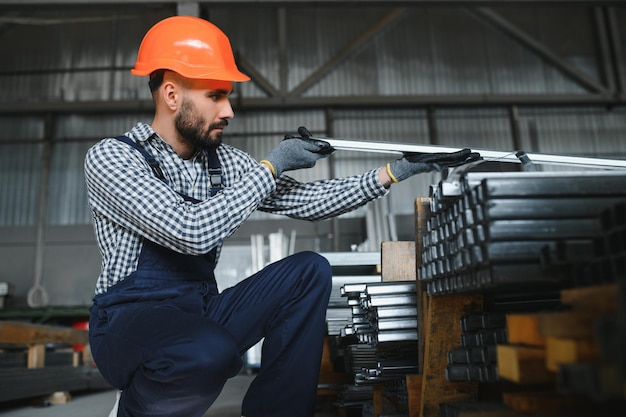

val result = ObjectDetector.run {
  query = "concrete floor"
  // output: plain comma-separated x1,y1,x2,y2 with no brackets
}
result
0,373,340,417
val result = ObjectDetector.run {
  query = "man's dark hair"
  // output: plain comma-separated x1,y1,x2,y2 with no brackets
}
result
148,70,166,93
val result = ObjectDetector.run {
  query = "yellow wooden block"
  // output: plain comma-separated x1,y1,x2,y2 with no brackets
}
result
506,314,545,347
560,283,618,314
496,345,553,384
539,311,597,339
27,344,46,369
545,337,600,372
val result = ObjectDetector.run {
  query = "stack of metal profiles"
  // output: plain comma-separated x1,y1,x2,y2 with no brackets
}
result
321,252,381,336
555,200,626,399
343,281,418,345
542,200,626,286
419,171,626,295
340,281,419,384
445,312,507,382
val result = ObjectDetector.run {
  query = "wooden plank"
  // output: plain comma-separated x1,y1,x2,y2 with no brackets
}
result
539,312,597,339
545,337,600,372
381,241,416,282
443,401,523,417
415,197,431,373
373,385,383,417
414,197,430,269
458,409,523,417
0,321,89,345
27,344,45,369
506,314,545,347
420,294,483,417
317,336,351,389
406,374,422,417
502,391,594,415
560,283,618,314
496,345,553,384
0,366,111,402
507,312,600,344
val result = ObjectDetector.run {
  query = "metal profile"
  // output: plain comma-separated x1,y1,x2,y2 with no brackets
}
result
316,136,626,170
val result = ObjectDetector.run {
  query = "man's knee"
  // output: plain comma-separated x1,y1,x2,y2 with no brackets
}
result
147,325,242,387
292,251,332,295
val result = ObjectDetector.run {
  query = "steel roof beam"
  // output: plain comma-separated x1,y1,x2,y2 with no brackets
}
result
1,1,625,5
0,93,623,115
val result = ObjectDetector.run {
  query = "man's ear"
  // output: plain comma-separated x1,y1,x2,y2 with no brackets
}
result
161,80,180,111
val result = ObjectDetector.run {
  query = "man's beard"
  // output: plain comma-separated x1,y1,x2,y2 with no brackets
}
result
175,99,227,150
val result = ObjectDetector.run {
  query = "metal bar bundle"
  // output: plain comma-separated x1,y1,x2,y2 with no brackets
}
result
541,200,626,287
353,342,420,385
446,312,507,383
322,251,381,336
339,281,420,384
419,171,626,295
345,281,418,345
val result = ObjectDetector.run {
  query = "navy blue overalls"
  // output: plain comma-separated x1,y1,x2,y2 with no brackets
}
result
89,136,333,417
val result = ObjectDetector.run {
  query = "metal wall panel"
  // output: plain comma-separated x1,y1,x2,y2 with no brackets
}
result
0,144,42,226
436,107,513,150
518,106,626,162
0,116,44,141
53,113,154,140
48,141,93,225
332,108,435,216
0,5,609,104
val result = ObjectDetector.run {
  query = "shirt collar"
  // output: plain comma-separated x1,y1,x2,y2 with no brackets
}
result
128,121,205,162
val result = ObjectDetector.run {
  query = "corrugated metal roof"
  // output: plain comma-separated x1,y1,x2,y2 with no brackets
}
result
1,4,625,226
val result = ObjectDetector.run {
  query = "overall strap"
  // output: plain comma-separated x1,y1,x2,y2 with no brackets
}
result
206,148,223,197
114,135,223,198
115,135,166,182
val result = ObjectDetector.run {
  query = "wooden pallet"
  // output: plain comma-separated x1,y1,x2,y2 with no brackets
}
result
0,320,109,403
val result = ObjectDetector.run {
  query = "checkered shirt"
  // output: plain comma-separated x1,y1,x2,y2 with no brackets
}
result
84,122,388,294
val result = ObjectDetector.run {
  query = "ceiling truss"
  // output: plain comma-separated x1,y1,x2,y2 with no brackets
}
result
0,1,625,114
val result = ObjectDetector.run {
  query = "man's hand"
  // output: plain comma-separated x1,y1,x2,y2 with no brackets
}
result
261,127,335,177
386,148,481,183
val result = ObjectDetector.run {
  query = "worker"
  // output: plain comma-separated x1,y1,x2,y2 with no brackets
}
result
84,15,480,417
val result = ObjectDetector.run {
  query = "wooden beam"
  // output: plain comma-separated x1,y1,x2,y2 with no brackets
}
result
502,391,594,415
381,241,416,282
496,345,553,384
420,294,483,417
539,312,598,339
505,314,546,347
0,321,88,345
27,344,46,369
415,197,431,373
560,283,618,314
545,337,600,372
406,374,423,417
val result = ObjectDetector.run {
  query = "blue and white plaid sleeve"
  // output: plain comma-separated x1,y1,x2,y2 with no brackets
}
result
85,138,276,256
260,169,389,221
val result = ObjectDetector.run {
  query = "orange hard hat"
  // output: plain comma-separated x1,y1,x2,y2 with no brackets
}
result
131,15,250,82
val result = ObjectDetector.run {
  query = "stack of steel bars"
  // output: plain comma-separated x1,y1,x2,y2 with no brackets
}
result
420,171,626,295
322,252,381,336
342,281,418,345
445,312,507,382
340,281,419,385
555,200,626,399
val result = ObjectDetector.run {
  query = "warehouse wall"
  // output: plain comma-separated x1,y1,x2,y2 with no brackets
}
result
1,2,626,308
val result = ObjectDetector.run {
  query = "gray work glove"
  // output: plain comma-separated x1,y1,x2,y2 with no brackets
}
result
262,126,335,177
387,148,481,183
